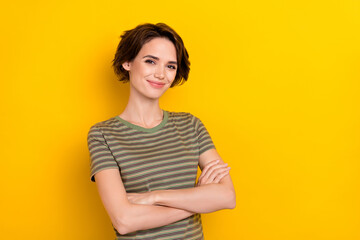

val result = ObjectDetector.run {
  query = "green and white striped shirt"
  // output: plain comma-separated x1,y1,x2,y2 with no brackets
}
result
87,110,215,240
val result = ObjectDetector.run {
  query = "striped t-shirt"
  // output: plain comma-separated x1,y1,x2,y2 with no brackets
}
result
87,110,216,240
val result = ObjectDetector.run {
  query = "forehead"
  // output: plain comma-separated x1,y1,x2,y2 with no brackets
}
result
138,37,177,59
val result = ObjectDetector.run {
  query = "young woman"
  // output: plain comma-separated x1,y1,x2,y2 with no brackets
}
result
87,23,236,240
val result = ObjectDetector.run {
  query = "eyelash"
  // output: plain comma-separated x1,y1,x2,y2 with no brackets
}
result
145,59,177,70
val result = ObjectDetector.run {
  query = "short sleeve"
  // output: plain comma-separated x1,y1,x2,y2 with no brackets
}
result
87,125,119,182
193,115,216,155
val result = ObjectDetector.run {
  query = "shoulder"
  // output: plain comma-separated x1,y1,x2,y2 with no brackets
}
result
166,110,201,125
87,116,120,137
166,110,202,120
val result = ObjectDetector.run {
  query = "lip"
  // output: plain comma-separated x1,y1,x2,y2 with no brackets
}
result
147,80,165,89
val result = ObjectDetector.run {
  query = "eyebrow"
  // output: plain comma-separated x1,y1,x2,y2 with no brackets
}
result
143,55,177,65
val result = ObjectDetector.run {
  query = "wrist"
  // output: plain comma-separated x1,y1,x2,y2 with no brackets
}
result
152,190,160,205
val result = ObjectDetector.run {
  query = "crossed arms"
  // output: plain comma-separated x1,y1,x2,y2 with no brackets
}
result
94,148,236,235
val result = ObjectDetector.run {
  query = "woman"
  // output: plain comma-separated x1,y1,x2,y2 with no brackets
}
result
87,23,236,240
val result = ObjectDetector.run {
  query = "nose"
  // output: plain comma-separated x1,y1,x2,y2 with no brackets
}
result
154,65,165,79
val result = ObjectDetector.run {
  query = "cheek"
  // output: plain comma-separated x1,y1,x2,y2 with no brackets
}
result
132,63,152,76
141,66,153,76
167,70,177,80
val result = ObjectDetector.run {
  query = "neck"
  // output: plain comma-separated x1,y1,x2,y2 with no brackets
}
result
119,87,164,128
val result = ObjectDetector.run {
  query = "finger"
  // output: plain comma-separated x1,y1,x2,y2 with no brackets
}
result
212,168,231,183
127,196,135,203
203,165,231,184
199,163,225,184
200,159,220,176
201,163,229,183
204,166,230,184
197,167,230,186
197,161,218,183
199,161,224,181
198,160,226,184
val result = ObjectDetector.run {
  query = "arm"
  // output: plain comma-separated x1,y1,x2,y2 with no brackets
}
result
95,168,194,235
128,148,236,214
154,148,236,213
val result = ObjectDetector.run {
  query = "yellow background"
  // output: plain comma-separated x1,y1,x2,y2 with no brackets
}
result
1,0,359,239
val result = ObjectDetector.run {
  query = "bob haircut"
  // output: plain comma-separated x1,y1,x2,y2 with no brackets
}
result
112,23,190,88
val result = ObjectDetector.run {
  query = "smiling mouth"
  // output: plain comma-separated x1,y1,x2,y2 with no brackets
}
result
147,80,165,88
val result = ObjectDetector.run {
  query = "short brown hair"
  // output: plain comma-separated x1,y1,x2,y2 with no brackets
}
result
112,23,190,87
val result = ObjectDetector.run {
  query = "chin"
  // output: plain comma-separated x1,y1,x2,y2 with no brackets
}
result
144,88,169,99
146,92,166,100
139,89,164,100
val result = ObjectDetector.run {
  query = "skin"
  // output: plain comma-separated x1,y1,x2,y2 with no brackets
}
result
94,37,236,235
119,37,178,128
126,149,235,214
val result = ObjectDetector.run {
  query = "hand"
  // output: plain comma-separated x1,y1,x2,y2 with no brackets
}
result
127,191,156,205
197,159,231,186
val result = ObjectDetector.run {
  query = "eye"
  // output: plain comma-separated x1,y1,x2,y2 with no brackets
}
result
145,59,155,64
168,65,177,70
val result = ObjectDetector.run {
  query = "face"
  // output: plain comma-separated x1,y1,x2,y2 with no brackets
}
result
122,37,178,100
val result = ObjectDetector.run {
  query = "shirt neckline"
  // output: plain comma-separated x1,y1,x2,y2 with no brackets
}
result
114,110,168,133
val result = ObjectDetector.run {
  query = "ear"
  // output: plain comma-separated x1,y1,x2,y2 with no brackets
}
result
122,61,131,71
